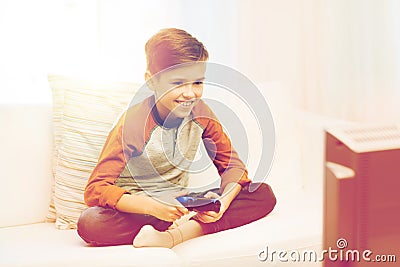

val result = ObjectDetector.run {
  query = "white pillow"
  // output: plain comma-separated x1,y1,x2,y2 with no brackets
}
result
48,74,140,229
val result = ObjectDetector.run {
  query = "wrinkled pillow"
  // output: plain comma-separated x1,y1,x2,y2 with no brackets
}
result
48,74,140,229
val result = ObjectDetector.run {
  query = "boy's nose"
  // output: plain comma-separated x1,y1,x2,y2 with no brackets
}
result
182,84,196,98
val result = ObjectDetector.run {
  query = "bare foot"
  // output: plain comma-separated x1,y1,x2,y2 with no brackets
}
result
133,225,172,248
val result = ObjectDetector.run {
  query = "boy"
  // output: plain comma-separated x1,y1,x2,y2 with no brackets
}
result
77,28,276,248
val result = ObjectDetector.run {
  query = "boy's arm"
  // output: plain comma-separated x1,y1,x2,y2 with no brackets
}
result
84,113,132,209
194,113,248,223
201,116,252,194
219,182,242,208
115,194,189,221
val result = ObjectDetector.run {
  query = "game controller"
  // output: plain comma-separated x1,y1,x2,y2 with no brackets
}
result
176,196,221,213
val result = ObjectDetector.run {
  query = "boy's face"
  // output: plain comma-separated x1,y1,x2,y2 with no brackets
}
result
147,62,206,123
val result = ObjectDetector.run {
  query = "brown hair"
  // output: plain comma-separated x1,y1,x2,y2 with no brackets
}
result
145,28,209,75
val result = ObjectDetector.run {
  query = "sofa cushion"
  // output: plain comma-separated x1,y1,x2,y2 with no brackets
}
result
48,75,141,229
0,223,180,267
173,189,322,266
0,190,322,267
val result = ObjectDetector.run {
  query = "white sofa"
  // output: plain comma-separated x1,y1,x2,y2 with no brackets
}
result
0,81,333,267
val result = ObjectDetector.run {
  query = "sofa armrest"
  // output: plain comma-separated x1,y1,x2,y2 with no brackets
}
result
0,104,53,227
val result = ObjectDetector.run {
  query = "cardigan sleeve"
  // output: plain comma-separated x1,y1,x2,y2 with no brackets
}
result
84,112,133,209
201,116,252,193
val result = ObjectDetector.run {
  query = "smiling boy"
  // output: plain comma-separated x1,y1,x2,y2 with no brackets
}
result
77,28,276,248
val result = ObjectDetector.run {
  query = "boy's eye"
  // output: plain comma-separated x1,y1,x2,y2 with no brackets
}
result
171,81,203,86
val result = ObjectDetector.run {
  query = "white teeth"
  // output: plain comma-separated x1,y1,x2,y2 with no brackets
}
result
178,101,193,106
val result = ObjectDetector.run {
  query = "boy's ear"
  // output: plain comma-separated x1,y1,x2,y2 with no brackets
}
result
145,71,156,91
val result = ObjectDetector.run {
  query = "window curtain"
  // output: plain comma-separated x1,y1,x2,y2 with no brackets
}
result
237,0,400,123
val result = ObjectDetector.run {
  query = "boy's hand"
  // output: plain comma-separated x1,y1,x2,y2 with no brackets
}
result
193,200,227,223
192,191,227,223
150,200,189,222
192,183,242,224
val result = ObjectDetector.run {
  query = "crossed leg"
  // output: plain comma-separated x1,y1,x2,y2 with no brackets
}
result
77,182,276,247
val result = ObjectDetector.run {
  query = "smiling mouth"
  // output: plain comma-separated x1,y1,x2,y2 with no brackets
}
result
175,100,195,107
